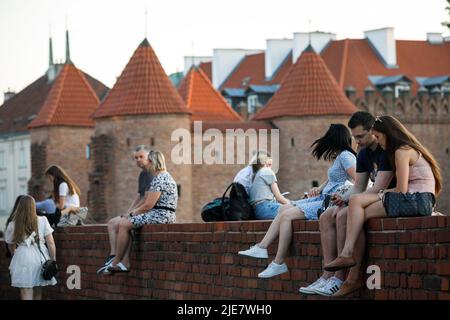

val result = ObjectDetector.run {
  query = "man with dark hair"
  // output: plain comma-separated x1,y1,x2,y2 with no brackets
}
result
96,145,153,274
299,111,395,297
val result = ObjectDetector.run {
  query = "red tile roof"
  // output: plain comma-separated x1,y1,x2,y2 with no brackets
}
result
199,61,212,80
197,120,274,133
178,67,241,121
322,39,450,95
219,52,292,90
253,46,357,120
28,63,100,128
93,39,190,118
0,67,108,134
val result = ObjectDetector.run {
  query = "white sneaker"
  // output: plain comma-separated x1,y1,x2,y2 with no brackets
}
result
299,276,328,294
314,276,343,296
258,261,288,278
238,245,268,259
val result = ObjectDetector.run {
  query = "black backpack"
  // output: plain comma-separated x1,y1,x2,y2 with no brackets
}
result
201,182,254,222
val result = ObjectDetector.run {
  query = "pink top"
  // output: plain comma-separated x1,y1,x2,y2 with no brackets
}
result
408,152,435,194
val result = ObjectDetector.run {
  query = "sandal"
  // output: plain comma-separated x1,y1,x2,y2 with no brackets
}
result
107,262,130,273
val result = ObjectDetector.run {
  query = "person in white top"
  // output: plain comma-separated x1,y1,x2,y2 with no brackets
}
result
233,152,258,194
36,165,85,225
5,195,57,300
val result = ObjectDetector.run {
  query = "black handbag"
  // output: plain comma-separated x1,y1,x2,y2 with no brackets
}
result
37,243,58,280
382,192,435,217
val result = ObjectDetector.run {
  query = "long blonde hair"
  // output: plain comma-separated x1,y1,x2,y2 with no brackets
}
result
12,195,39,244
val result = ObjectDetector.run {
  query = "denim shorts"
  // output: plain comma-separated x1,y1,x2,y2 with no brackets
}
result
253,200,281,220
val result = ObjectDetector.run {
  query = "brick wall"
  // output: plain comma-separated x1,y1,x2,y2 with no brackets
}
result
92,115,193,223
1,216,449,300
29,126,94,206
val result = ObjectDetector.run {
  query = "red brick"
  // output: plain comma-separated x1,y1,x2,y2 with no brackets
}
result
406,247,422,259
382,219,398,230
407,275,423,289
436,262,450,276
438,292,450,300
398,217,425,229
435,230,450,243
383,247,398,259
367,219,382,230
441,277,449,291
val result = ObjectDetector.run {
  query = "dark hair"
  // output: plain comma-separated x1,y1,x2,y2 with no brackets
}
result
348,111,375,131
5,195,24,230
5,195,25,258
311,124,356,161
45,165,81,203
372,115,442,195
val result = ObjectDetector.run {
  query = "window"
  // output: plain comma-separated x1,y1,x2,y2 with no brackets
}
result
395,84,410,98
247,95,258,114
0,151,5,169
225,97,233,106
19,147,26,167
86,144,91,160
19,184,27,195
0,187,6,211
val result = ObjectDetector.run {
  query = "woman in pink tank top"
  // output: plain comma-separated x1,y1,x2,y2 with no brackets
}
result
324,115,442,279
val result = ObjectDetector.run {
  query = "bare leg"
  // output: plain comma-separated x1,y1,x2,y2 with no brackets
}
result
33,287,42,300
320,207,341,279
111,219,134,268
341,194,385,257
273,207,305,264
20,288,33,300
121,233,133,267
258,204,294,249
107,216,122,255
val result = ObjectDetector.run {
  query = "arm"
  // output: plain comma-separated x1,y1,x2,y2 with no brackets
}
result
45,234,57,261
126,194,143,214
366,171,394,194
56,196,65,210
130,191,161,215
309,180,328,198
271,183,290,205
388,149,410,193
7,244,16,256
332,172,368,206
346,166,356,182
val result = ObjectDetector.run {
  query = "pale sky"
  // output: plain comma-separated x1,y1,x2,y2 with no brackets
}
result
0,0,448,105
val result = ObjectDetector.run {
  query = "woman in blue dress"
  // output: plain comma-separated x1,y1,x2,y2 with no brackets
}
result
238,124,357,278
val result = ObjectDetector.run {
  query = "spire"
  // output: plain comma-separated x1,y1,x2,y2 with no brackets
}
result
49,27,54,67
65,29,71,63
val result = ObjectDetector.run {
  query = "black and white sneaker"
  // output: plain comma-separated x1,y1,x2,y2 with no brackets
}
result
314,276,343,296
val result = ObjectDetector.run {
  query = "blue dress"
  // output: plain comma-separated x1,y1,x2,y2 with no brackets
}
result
292,150,356,220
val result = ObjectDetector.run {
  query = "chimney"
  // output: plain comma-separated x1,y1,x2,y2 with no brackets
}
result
3,89,15,102
345,86,357,103
292,31,336,62
183,56,212,75
265,39,293,79
427,33,443,45
212,48,263,89
364,27,397,68
237,101,248,119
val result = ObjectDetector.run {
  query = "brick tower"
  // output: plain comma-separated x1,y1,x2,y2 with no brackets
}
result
90,38,192,222
28,61,101,206
254,45,357,196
